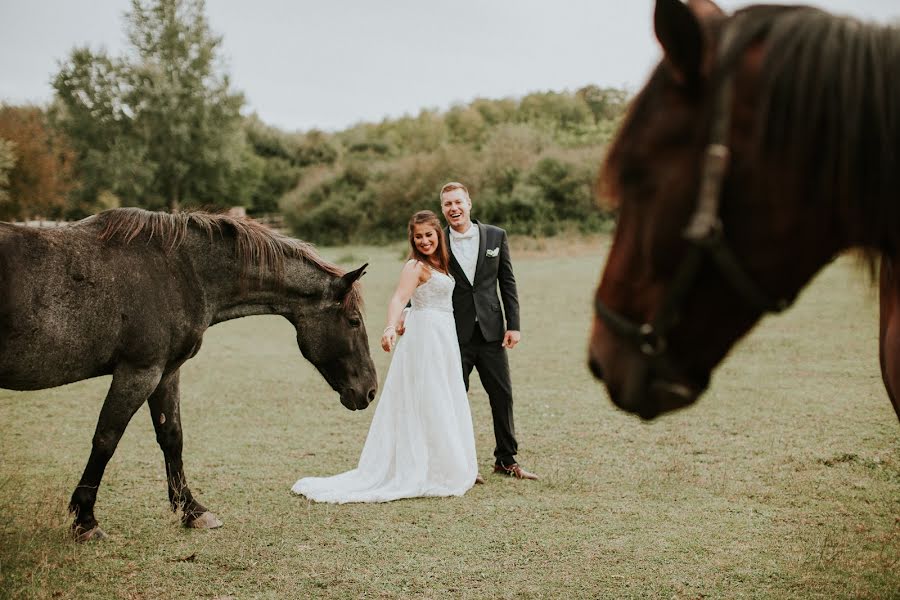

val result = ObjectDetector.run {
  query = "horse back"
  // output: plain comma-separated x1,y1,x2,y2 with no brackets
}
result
0,223,207,390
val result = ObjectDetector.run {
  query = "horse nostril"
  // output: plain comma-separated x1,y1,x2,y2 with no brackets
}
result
367,388,376,402
588,357,604,381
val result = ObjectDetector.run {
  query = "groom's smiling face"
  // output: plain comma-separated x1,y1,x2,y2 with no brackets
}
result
441,188,472,232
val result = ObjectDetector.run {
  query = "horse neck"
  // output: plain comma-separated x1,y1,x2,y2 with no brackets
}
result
181,233,330,325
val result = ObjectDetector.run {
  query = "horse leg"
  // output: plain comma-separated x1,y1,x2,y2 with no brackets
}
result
147,369,222,529
878,259,900,420
69,364,163,541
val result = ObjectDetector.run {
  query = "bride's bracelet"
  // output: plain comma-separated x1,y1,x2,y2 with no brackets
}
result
383,325,396,335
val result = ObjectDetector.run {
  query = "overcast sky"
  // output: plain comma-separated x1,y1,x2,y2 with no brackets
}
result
1,0,897,132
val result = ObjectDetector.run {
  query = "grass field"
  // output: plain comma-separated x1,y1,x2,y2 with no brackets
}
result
1,237,898,599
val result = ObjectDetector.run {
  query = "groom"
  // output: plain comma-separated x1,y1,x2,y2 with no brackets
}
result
436,181,537,480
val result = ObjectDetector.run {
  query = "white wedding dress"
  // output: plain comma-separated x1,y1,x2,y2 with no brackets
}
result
292,269,478,503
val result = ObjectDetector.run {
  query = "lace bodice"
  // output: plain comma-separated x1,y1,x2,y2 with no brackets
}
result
411,270,454,313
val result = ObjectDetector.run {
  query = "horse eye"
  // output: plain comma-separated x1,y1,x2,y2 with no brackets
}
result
349,318,362,328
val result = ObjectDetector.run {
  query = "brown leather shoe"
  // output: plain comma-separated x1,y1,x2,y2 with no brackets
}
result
493,463,539,480
474,473,485,485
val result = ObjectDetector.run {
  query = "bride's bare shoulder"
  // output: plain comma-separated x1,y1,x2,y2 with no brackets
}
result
402,259,431,283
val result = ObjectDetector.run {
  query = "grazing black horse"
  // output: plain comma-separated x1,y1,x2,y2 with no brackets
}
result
590,0,900,420
0,208,378,540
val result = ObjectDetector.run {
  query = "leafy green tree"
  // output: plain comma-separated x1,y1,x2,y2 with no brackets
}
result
242,117,342,214
518,91,593,130
365,145,479,238
380,110,448,154
294,130,340,167
249,156,297,213
281,164,369,244
53,0,252,211
445,105,486,144
339,122,394,157
480,124,547,194
471,98,517,126
576,85,629,123
244,115,294,161
279,85,626,243
528,151,601,227
476,183,552,235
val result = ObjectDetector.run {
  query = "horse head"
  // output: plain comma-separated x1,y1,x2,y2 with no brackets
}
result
588,0,886,418
292,263,378,411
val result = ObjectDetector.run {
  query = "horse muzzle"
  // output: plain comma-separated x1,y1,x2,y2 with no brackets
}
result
634,379,701,419
589,332,705,419
340,386,377,411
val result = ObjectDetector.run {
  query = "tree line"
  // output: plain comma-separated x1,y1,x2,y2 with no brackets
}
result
0,0,627,244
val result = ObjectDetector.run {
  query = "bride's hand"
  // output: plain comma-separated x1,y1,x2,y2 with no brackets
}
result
381,326,397,352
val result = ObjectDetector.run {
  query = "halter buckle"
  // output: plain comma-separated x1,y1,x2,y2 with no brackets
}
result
638,323,666,356
684,214,723,244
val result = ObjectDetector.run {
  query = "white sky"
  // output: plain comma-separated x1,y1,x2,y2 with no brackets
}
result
1,0,898,132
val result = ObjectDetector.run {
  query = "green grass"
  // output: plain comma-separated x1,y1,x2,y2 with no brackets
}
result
1,238,897,599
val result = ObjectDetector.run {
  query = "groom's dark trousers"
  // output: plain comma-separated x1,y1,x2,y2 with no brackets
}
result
447,221,520,467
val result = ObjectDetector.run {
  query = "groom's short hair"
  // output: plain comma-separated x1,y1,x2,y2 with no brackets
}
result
439,181,469,201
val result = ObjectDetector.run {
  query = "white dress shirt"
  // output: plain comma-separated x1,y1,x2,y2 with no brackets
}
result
448,223,479,285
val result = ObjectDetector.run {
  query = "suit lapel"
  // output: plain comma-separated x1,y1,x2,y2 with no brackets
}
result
473,221,487,283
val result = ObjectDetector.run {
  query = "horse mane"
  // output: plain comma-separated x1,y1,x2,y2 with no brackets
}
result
600,5,900,262
731,6,900,259
88,208,362,311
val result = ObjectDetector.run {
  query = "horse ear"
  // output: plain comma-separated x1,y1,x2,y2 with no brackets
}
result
654,0,709,85
334,263,368,299
687,0,724,21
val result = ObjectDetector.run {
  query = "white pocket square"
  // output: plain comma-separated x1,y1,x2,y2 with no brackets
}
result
486,247,500,258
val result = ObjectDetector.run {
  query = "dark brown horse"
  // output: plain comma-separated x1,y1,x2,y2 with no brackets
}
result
0,208,378,540
589,0,900,421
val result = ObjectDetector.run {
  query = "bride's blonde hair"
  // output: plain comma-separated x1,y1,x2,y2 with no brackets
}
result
407,211,449,274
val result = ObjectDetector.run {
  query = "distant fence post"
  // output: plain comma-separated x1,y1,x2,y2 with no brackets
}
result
22,218,67,228
252,212,288,235
227,206,287,234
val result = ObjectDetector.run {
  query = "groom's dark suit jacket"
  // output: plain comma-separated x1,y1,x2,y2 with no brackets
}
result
447,221,520,344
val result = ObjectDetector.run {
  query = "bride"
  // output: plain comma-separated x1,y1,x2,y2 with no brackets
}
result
292,210,478,503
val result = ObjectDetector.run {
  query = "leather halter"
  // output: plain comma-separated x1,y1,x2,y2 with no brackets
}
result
594,21,789,406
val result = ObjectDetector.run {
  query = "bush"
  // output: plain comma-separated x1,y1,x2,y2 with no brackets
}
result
364,145,480,237
287,193,367,245
528,151,600,222
276,88,626,244
475,184,552,235
445,106,487,145
294,130,340,167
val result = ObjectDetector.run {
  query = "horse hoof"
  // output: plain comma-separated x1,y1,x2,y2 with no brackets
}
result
186,511,223,529
73,525,108,542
